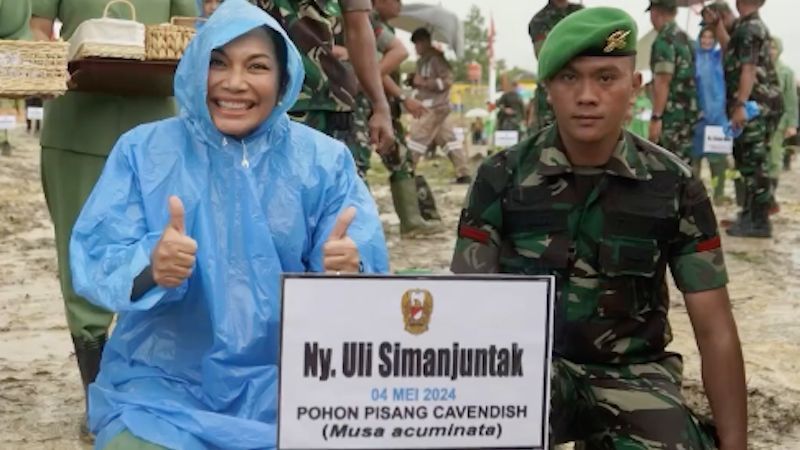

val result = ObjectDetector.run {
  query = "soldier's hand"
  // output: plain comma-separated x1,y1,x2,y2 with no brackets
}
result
648,119,663,143
369,106,395,155
324,207,360,273
403,97,429,119
151,196,197,288
731,105,747,130
413,74,425,88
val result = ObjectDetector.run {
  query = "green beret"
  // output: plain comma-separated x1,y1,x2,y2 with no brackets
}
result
538,7,638,81
646,0,677,11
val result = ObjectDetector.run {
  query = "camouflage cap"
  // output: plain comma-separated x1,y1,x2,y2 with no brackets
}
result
646,0,678,12
538,7,638,81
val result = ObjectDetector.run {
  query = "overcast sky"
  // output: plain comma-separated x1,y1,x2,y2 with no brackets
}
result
406,0,798,76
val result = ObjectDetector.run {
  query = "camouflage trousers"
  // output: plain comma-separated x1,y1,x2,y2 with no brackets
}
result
733,116,776,209
407,106,469,178
660,118,694,163
290,109,363,175
551,356,716,449
352,93,415,181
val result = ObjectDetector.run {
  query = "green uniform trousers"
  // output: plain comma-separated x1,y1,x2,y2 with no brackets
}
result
551,356,716,449
103,430,167,450
41,146,113,342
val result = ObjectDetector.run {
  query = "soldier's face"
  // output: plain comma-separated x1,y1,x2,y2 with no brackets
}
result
547,56,640,145
207,28,281,139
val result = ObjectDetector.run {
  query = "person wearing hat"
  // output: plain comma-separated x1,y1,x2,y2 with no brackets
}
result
496,77,525,133
528,0,584,134
706,0,782,238
451,7,746,448
647,0,701,164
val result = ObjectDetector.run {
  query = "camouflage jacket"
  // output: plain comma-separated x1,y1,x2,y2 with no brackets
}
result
451,126,729,365
252,0,371,113
496,90,525,132
528,2,583,131
724,12,784,120
650,21,700,127
528,1,584,57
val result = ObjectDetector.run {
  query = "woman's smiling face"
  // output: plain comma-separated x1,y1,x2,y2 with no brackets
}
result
206,27,281,139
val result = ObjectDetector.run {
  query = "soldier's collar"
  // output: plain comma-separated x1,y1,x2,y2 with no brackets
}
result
537,127,651,181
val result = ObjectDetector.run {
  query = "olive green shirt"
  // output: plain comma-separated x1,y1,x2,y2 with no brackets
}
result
0,0,32,40
32,0,197,156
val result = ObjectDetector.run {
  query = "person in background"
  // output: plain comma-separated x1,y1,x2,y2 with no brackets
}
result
201,0,222,16
626,80,653,139
527,0,584,133
707,0,783,238
648,0,701,163
70,2,387,448
29,0,198,440
693,27,730,204
767,36,797,214
407,27,470,184
496,78,525,132
0,0,32,156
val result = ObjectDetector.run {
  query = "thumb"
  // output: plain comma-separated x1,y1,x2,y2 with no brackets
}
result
168,195,186,234
328,206,356,241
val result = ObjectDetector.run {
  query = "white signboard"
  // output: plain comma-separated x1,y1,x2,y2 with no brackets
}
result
494,130,519,148
278,275,555,450
704,125,733,154
27,107,44,121
0,115,17,130
453,127,465,144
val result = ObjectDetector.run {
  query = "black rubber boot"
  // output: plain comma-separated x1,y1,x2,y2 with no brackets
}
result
72,334,107,442
415,175,441,221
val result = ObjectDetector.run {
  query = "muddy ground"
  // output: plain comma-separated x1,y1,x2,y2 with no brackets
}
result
0,128,798,448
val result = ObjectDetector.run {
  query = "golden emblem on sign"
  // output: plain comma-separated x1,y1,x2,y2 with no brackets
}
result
401,289,433,335
604,30,630,53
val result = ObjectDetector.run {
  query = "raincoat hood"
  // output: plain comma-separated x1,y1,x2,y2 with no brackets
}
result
175,0,303,146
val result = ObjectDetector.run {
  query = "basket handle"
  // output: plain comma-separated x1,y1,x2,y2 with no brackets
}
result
103,0,137,22
170,16,207,26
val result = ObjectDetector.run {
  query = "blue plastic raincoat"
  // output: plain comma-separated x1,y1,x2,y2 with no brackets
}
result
692,38,728,157
69,1,389,448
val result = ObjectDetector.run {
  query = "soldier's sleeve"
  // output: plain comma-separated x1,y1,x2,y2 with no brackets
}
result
338,0,371,12
527,14,547,56
668,178,729,293
450,152,510,274
733,22,762,65
170,0,198,17
30,0,59,19
650,35,676,75
374,22,395,55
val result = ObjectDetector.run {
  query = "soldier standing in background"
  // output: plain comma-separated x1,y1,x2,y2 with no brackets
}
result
407,28,471,185
452,7,747,448
496,79,526,132
707,0,783,238
527,0,583,133
253,0,393,153
647,0,701,163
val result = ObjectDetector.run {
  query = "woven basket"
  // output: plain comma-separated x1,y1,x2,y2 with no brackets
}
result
69,0,145,61
145,17,199,61
0,40,69,98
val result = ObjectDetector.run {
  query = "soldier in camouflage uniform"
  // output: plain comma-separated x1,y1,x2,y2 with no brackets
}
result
647,0,701,163
252,0,393,155
527,0,583,133
452,8,747,448
496,79,526,132
707,0,782,238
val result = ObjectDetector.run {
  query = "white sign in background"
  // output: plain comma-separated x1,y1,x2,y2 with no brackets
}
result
27,107,44,121
703,125,734,154
0,115,16,130
279,276,554,450
494,130,519,148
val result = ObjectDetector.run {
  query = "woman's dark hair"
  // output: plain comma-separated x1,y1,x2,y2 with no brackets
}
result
266,26,289,99
411,27,431,43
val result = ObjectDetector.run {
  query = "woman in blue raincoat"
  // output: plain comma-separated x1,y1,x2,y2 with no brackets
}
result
69,1,389,448
692,27,730,204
